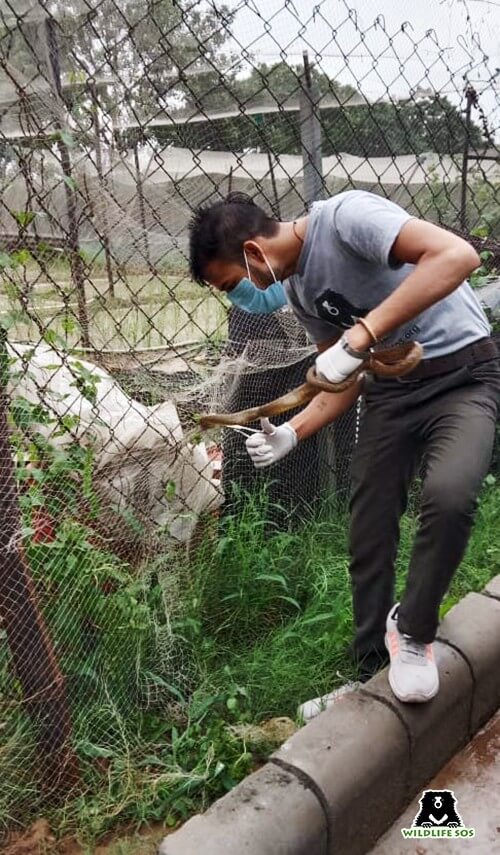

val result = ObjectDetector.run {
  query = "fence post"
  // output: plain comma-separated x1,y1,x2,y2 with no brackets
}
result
133,136,152,270
90,81,115,299
300,51,323,207
0,331,79,795
44,17,90,348
460,85,476,231
267,150,281,219
300,52,355,490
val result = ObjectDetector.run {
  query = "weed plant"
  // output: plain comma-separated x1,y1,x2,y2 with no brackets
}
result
0,429,498,845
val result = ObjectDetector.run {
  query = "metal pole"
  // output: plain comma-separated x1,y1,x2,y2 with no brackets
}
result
16,148,36,309
44,18,90,347
133,137,152,270
300,50,324,207
267,150,281,219
460,85,475,231
90,82,115,298
0,331,79,794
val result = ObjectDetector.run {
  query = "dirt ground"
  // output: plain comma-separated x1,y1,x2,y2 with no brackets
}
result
1,819,172,855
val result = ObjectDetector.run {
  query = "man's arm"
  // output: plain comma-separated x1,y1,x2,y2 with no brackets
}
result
348,219,480,351
289,337,362,441
289,381,362,441
244,337,361,468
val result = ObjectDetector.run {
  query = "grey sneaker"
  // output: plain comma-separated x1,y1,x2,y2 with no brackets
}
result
385,603,439,703
297,678,361,723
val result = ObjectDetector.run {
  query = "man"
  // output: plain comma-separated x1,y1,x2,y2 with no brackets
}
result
188,189,500,704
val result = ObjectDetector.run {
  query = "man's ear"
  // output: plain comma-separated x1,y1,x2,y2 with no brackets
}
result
243,239,265,263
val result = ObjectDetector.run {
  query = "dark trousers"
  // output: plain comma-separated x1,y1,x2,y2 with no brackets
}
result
348,356,500,675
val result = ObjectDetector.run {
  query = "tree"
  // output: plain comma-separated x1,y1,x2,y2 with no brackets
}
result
151,60,357,152
320,95,483,157
58,0,236,120
0,1,237,123
225,60,356,106
150,59,484,157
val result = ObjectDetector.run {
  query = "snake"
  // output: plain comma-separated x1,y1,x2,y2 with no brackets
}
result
197,341,423,429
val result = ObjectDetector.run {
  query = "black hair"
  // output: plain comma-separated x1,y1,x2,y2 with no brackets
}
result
188,191,279,286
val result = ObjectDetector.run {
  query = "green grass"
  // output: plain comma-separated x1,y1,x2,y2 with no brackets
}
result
0,274,206,307
180,480,500,719
0,264,230,349
1,481,499,850
437,476,500,611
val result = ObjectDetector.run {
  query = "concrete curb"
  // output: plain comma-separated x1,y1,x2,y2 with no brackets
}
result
158,575,500,855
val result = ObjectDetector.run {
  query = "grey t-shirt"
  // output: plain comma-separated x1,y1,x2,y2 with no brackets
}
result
283,190,490,358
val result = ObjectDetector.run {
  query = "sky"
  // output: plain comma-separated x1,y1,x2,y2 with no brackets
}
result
229,0,500,137
0,0,498,142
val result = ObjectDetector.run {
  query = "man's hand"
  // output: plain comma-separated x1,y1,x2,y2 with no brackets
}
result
245,417,297,469
315,333,368,383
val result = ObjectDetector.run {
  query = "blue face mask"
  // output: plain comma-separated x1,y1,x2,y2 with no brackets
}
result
226,278,287,314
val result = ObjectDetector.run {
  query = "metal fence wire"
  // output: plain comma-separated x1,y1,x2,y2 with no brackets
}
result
0,0,499,840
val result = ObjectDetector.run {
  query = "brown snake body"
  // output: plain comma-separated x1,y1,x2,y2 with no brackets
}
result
198,341,423,429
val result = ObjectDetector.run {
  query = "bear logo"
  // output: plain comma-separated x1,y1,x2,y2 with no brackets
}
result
314,289,369,330
412,789,464,829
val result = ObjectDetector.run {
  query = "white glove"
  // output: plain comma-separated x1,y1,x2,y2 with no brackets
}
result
245,417,298,469
315,333,368,383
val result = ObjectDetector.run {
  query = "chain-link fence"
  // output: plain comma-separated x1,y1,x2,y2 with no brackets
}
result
0,0,499,843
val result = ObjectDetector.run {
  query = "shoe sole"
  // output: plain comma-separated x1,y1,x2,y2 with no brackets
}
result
384,632,439,704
